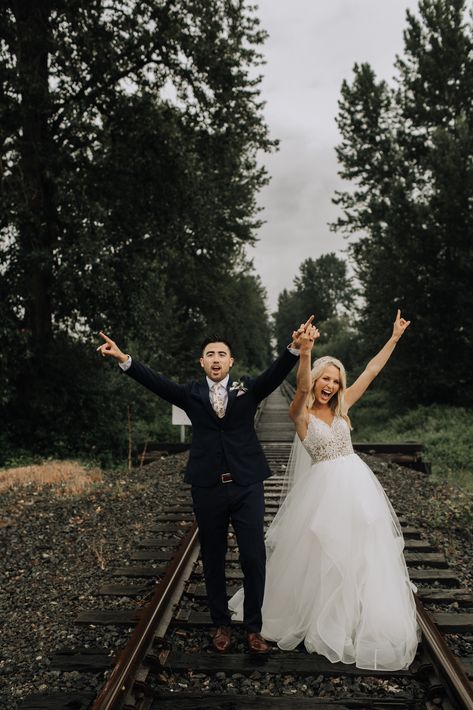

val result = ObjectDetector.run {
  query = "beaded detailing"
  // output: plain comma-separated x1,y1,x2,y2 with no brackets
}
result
302,415,354,463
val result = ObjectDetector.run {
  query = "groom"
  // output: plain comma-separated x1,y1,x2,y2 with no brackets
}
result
97,318,312,653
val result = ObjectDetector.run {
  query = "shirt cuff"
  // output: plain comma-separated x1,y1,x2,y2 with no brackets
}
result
119,356,132,371
287,347,300,357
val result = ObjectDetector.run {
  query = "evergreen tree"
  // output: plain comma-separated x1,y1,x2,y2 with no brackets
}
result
273,253,355,352
333,0,473,405
218,271,273,374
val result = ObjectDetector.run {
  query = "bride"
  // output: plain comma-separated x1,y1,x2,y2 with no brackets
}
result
230,311,419,670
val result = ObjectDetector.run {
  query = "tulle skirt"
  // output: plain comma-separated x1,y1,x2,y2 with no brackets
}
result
229,453,419,670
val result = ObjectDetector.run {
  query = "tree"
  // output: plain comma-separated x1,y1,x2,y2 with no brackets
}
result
216,270,273,374
314,315,362,376
333,0,473,405
1,0,273,346
0,1,275,459
273,253,355,351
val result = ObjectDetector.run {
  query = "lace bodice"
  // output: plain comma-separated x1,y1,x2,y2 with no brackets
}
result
302,414,354,463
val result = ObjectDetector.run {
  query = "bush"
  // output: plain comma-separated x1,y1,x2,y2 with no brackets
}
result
1,334,181,467
352,401,473,488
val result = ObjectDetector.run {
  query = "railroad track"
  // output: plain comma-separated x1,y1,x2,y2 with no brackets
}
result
20,387,473,709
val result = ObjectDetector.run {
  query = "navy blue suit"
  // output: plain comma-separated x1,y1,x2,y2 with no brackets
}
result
123,349,298,630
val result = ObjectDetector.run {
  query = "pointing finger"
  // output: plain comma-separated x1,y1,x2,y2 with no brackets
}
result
99,331,114,345
303,315,315,329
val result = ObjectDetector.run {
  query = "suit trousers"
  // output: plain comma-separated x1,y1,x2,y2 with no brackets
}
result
191,480,266,632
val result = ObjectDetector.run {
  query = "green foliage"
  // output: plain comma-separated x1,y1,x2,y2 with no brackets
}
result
0,2,275,460
273,253,355,352
352,402,473,489
333,0,473,406
352,398,473,535
1,1,273,347
210,270,273,374
346,389,395,438
314,315,363,376
0,333,191,467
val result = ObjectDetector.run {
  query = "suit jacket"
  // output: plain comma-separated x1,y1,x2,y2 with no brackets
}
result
123,349,298,486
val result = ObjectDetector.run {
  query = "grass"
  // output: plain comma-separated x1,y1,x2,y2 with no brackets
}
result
0,460,102,495
351,394,473,492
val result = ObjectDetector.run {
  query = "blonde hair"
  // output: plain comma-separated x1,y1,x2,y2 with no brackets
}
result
307,355,351,427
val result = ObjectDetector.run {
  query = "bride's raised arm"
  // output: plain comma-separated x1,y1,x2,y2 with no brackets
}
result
345,309,411,410
289,323,319,437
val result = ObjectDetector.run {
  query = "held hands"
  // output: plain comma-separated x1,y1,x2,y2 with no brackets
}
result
96,331,128,363
298,324,320,353
392,309,411,342
290,315,319,350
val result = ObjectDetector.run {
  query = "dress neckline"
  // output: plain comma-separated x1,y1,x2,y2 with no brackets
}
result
309,412,336,429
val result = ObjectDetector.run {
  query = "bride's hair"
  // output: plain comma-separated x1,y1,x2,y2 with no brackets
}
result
307,355,351,426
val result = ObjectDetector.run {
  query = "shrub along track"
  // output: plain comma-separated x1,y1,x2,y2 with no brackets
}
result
20,388,473,710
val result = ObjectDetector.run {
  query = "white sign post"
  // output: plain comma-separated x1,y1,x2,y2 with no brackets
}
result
172,405,191,443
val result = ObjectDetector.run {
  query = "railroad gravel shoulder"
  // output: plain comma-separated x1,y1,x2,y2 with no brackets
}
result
1,451,471,707
0,453,189,708
362,453,473,592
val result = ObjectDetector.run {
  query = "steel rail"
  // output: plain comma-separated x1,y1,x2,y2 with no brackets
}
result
92,386,472,709
415,596,473,709
92,521,199,710
280,381,473,706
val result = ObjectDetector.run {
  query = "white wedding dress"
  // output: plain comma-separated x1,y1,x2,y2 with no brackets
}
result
229,414,419,670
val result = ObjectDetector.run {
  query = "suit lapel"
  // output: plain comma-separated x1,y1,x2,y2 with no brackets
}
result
225,381,238,418
199,381,219,420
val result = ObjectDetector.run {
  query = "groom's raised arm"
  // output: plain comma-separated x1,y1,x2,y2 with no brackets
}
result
97,331,187,408
251,348,299,403
122,358,187,408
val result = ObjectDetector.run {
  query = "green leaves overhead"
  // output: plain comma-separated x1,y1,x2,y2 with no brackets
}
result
1,0,273,342
0,1,274,460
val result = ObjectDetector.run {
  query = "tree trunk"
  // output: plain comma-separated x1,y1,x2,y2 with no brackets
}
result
13,0,57,348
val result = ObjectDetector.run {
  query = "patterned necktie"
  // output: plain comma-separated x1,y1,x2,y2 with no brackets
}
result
211,383,225,418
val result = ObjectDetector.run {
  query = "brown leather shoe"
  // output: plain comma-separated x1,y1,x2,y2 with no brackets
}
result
212,626,231,653
247,632,270,654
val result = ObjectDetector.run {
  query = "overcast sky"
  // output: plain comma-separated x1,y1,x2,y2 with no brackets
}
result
249,0,419,312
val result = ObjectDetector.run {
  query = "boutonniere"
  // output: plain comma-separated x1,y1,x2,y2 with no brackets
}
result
230,380,248,396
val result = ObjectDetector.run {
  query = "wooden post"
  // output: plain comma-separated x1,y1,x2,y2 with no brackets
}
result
127,405,132,471
139,439,148,469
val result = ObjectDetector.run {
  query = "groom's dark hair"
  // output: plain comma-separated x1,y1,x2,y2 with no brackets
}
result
200,336,234,356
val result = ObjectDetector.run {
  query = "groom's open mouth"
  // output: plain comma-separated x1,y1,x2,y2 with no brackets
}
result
211,366,222,376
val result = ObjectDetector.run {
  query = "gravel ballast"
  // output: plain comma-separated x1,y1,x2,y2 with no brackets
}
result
0,453,189,708
1,450,471,707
